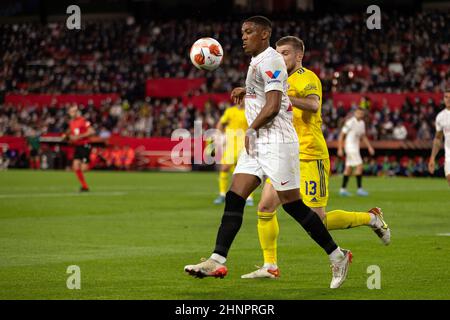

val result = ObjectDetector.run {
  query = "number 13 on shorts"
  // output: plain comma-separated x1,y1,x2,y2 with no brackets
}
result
300,159,329,208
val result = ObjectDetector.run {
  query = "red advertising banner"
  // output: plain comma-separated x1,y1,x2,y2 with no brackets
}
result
4,94,120,108
146,78,206,97
182,93,231,110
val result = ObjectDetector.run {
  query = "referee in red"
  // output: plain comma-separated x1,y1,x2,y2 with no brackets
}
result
65,105,95,192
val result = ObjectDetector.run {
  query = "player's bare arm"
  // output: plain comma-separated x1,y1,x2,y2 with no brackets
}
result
428,131,443,174
362,135,375,156
245,90,282,154
249,90,282,131
337,131,346,157
216,120,226,132
289,94,320,113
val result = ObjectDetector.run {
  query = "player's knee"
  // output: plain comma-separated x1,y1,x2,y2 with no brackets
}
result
225,191,246,213
258,201,277,213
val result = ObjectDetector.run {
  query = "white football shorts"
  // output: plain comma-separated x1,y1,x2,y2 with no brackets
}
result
445,158,450,176
233,142,300,191
345,150,363,167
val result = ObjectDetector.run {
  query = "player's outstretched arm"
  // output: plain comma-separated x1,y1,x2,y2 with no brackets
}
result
362,135,375,156
289,95,320,113
428,131,443,174
337,132,345,157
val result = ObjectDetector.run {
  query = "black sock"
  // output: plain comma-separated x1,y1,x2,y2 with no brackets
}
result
356,175,362,189
282,199,338,254
213,191,246,258
342,175,349,188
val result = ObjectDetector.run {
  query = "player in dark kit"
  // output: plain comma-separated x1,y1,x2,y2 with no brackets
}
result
65,105,95,192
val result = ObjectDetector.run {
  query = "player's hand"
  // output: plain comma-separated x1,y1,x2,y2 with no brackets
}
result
69,135,79,141
231,87,246,105
368,147,375,156
428,160,435,174
337,149,344,157
245,129,257,157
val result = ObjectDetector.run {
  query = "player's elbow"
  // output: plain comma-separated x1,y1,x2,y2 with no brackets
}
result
310,102,320,113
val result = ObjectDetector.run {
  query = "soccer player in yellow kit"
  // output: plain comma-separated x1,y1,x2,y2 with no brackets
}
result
214,101,254,206
241,36,391,279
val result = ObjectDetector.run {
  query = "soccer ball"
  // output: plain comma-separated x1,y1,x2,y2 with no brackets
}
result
189,37,223,71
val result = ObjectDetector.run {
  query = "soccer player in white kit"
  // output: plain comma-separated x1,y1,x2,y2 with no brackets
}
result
428,89,450,186
338,106,375,196
185,16,352,289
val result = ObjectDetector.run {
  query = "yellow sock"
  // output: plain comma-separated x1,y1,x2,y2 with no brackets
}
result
257,211,279,265
218,171,228,195
324,209,371,230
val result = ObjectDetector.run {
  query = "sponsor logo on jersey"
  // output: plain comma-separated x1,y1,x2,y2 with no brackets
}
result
265,70,281,79
304,84,317,91
310,197,318,202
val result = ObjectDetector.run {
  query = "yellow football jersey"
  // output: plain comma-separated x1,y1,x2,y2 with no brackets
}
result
219,105,248,132
288,67,329,160
219,105,247,152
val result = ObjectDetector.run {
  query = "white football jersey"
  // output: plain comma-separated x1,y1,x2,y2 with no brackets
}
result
244,47,297,144
342,116,366,153
435,108,450,160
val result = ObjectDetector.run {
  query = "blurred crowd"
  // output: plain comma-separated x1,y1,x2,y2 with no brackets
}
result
321,96,442,141
0,97,225,138
0,95,445,141
1,11,449,98
1,11,449,174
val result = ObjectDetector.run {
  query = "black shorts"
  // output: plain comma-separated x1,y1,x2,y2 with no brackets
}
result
74,145,91,163
30,149,39,157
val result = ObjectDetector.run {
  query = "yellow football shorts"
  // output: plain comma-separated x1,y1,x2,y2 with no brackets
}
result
265,158,329,208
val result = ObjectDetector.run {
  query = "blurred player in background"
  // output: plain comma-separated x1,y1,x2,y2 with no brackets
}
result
65,105,95,191
428,88,450,186
338,106,375,196
241,36,390,279
214,100,254,206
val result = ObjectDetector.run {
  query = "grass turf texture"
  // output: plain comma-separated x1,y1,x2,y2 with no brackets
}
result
0,170,449,300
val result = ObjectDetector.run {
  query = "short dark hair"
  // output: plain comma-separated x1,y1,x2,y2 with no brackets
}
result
276,36,305,53
244,16,272,31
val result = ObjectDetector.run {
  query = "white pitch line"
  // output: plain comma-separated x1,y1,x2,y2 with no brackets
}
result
436,233,450,237
0,192,127,199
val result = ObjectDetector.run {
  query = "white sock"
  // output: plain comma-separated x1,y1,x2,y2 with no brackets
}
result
368,213,377,227
340,188,347,192
263,263,277,269
220,192,225,197
210,253,226,264
329,247,345,262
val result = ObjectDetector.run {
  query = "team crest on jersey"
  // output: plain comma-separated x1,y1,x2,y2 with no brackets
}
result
265,70,281,79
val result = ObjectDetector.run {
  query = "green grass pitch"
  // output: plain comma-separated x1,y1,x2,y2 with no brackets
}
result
0,170,449,300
